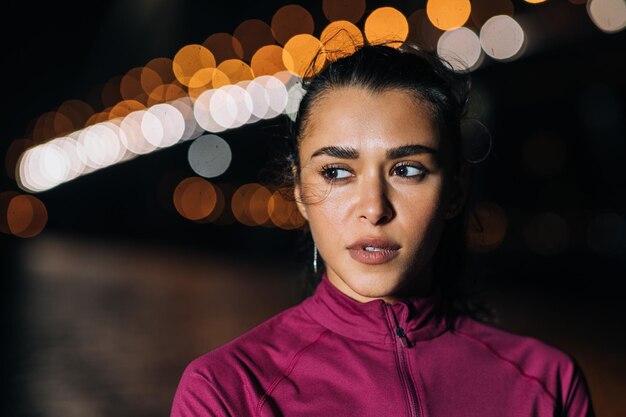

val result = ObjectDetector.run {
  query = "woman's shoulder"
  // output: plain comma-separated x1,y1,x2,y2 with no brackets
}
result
452,315,575,366
182,300,326,386
450,315,589,406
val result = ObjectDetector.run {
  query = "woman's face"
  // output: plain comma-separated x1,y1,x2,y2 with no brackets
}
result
295,87,459,303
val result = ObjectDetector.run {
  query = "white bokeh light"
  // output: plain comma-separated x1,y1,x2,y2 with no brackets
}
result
437,27,483,72
187,134,233,178
142,103,186,148
480,15,525,61
587,0,626,33
194,89,227,133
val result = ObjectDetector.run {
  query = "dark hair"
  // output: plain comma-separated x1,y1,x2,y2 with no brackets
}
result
281,43,492,323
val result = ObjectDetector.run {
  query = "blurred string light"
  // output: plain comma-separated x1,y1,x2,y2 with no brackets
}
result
11,1,623,226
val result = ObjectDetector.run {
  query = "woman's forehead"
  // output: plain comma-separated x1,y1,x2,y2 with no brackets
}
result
299,87,440,154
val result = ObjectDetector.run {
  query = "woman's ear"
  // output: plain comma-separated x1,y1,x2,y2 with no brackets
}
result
292,165,309,221
446,161,469,220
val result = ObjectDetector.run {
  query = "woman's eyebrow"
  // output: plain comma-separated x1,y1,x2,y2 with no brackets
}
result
310,144,437,160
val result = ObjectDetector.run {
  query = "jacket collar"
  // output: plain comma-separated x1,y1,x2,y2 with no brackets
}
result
301,273,449,346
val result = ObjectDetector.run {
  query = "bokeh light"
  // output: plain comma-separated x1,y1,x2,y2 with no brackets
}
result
467,202,508,252
56,99,94,133
470,0,514,28
146,82,187,106
426,0,472,31
407,9,445,51
0,191,19,234
268,189,305,230
101,75,124,108
523,212,570,256
437,27,482,72
142,103,186,148
216,59,254,84
187,68,230,99
587,0,626,33
234,19,276,61
232,183,264,226
322,0,366,23
32,112,58,143
120,110,158,155
285,82,306,121
480,15,525,61
109,100,145,119
6,194,48,238
364,7,409,46
271,4,315,46
283,34,326,77
587,212,626,256
209,85,253,129
142,57,176,95
193,89,227,133
120,67,148,102
187,134,232,178
247,75,288,120
251,45,288,76
202,33,244,63
321,21,364,61
173,177,217,221
249,185,273,226
172,44,216,87
169,97,204,141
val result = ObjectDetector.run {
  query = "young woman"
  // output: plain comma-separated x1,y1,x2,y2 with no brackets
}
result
170,44,595,416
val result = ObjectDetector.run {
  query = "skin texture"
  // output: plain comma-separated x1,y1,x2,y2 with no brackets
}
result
294,87,464,303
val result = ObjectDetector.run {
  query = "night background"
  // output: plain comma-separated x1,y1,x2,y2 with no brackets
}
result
1,0,625,416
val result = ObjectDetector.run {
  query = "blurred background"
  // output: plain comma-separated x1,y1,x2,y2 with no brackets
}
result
1,0,625,416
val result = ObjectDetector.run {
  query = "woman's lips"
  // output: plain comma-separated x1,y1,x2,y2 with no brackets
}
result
347,238,401,265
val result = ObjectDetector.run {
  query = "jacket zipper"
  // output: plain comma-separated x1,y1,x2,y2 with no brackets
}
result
384,303,420,417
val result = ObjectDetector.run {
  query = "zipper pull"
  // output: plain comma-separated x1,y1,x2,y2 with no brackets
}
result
396,326,410,348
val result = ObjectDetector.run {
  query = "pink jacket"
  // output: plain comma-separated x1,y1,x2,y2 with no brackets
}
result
171,274,594,416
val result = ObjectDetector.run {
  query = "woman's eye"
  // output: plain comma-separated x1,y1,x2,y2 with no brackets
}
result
394,164,426,178
321,166,352,181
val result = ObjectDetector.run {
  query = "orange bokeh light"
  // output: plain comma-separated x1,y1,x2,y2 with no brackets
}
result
101,75,124,108
251,45,288,76
173,177,217,221
32,112,57,143
120,67,148,103
271,4,315,46
321,20,364,61
364,7,409,47
6,194,48,238
249,185,272,226
109,100,146,119
283,34,326,77
217,59,255,84
147,83,187,106
234,19,276,61
143,57,176,94
232,183,264,226
426,0,472,31
187,68,230,99
173,44,217,87
202,33,244,63
56,99,94,132
0,191,18,234
268,189,305,230
322,0,366,23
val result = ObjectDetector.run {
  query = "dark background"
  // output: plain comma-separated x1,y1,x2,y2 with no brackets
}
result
2,1,625,416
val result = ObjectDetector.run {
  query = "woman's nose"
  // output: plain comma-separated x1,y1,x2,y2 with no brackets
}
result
356,173,394,225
